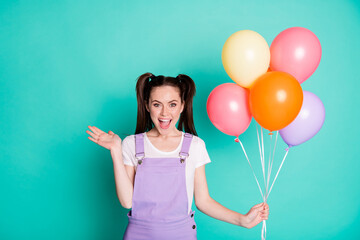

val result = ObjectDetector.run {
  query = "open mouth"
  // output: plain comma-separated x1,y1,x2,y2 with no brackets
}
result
159,119,171,129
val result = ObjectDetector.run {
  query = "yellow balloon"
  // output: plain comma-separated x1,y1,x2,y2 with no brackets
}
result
222,30,270,88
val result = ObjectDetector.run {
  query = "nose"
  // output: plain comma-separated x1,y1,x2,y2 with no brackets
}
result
160,106,169,116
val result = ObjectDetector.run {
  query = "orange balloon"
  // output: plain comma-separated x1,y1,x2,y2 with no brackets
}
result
249,71,303,131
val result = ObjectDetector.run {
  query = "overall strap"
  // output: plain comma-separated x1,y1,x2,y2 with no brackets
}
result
179,132,193,162
135,133,145,160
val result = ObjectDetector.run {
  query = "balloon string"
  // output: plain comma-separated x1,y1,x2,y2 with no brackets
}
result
238,139,264,199
256,125,266,202
262,127,266,201
261,127,266,203
266,131,278,201
262,129,274,240
257,125,267,240
238,138,267,239
267,149,289,199
271,132,279,185
265,133,273,198
261,127,265,185
261,220,267,240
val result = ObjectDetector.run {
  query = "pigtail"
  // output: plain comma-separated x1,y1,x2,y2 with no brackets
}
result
176,74,198,136
135,72,154,134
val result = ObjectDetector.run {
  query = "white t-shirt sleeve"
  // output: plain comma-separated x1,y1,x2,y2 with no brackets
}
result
121,136,136,166
194,138,211,168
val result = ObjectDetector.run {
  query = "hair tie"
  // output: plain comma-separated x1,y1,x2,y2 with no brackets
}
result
149,75,157,82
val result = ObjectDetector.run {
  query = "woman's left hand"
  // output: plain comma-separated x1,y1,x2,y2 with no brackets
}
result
243,202,269,229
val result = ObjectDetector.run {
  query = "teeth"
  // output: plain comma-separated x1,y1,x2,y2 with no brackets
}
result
159,119,170,122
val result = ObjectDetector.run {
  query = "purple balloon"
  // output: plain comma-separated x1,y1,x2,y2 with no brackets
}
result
279,91,325,147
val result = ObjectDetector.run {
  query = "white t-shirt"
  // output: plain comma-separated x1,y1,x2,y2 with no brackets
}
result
121,131,211,214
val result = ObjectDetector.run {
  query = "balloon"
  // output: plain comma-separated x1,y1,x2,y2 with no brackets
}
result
207,83,252,137
270,27,322,84
249,71,303,132
279,91,325,147
222,30,270,88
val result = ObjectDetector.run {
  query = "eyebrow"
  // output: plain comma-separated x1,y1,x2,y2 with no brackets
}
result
151,100,178,103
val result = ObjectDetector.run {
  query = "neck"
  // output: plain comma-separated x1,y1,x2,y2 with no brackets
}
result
147,127,182,138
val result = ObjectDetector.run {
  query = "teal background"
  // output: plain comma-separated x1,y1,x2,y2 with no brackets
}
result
1,0,359,239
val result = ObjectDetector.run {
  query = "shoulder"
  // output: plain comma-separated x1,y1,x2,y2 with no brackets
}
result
188,134,211,166
121,134,136,150
122,133,147,149
122,132,145,144
189,134,207,149
122,134,134,144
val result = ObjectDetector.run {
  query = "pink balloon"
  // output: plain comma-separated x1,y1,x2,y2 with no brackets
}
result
206,83,252,137
270,27,322,84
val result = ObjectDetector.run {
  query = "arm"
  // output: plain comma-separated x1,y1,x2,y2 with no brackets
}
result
194,165,269,229
87,126,135,209
110,146,135,209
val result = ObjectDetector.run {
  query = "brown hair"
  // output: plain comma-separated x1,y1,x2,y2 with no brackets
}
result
135,72,197,136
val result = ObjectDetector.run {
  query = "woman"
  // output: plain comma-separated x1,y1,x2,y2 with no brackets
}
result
86,73,269,239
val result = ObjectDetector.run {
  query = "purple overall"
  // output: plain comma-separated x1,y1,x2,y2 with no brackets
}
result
123,132,197,240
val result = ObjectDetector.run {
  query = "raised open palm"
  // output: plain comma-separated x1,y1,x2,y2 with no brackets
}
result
86,126,122,150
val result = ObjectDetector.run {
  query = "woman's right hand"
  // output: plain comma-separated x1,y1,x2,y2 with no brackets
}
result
86,126,122,151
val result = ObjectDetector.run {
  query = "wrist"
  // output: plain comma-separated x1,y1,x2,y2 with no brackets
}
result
110,145,124,165
237,213,249,228
110,143,122,152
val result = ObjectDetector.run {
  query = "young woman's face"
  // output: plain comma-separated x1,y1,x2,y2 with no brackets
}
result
146,85,184,134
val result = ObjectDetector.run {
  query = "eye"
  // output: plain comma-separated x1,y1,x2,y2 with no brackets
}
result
170,103,177,107
153,103,160,107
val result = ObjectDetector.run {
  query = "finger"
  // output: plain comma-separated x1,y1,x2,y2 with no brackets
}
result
86,130,98,139
254,202,264,207
261,204,269,210
88,126,101,135
87,126,95,134
253,203,264,209
91,126,106,134
88,136,98,143
260,212,268,217
92,126,103,135
88,126,100,136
